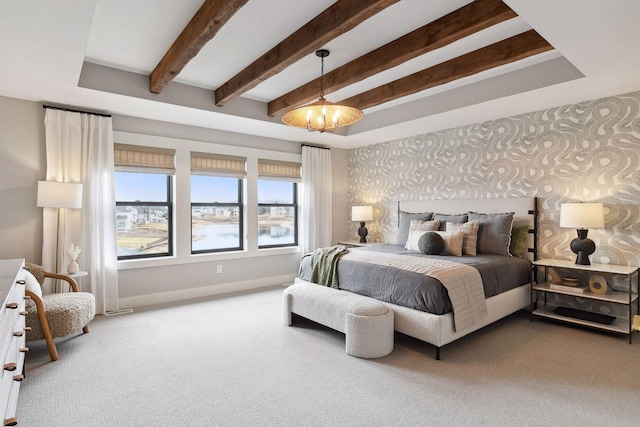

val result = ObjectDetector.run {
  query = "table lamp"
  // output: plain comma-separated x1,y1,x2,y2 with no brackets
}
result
37,181,83,274
352,206,373,243
559,202,604,265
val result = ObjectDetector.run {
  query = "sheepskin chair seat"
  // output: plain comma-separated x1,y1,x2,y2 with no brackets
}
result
23,263,96,361
26,292,96,340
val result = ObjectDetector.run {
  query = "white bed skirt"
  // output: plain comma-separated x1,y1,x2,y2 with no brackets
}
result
385,283,531,348
293,278,531,350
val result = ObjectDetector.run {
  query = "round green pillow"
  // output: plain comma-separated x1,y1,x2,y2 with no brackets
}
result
418,232,444,255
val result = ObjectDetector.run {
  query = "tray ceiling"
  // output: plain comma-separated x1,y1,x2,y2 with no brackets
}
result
2,1,640,148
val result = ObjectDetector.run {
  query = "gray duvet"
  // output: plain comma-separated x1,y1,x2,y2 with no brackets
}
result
298,244,531,315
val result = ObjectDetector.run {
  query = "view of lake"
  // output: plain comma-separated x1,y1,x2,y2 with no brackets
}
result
192,222,295,251
115,173,297,257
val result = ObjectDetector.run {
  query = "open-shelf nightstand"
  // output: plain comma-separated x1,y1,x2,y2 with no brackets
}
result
531,258,639,343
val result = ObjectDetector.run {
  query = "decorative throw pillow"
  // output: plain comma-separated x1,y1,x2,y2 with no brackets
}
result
395,211,433,246
446,220,480,256
418,232,445,255
434,230,464,256
467,212,515,256
405,220,441,251
433,213,468,230
509,223,530,257
23,270,42,309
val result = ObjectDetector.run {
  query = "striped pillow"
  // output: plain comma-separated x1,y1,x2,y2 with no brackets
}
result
446,220,479,256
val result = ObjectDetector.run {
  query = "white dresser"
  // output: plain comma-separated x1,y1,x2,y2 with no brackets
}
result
0,259,27,426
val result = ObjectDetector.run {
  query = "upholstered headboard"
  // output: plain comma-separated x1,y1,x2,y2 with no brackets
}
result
398,197,538,260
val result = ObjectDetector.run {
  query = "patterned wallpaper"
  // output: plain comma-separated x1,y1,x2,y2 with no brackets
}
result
348,90,640,315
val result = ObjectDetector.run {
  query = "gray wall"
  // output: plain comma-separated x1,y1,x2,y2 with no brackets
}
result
0,95,349,307
0,96,46,263
348,90,640,315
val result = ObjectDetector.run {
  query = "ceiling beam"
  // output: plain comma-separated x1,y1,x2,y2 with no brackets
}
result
339,29,553,111
214,0,400,107
149,0,249,94
268,0,517,117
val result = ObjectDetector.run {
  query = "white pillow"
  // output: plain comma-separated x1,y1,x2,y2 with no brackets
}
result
405,220,441,251
23,270,42,308
435,230,465,256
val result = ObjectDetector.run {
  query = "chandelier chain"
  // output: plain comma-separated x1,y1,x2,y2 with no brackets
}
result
319,55,325,99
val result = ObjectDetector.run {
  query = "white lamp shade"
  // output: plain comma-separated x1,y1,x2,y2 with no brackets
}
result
37,181,83,209
351,205,373,222
559,202,604,229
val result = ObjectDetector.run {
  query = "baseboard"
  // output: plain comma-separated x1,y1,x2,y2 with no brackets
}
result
118,274,296,309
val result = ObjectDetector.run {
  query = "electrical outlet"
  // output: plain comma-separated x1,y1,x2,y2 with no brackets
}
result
216,265,222,274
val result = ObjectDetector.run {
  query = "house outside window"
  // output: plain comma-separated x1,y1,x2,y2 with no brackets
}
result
257,159,301,249
114,144,175,260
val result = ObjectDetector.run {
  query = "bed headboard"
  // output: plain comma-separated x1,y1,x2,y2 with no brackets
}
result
398,197,538,260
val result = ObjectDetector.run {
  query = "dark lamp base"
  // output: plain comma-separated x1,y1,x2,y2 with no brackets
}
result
357,221,368,243
570,229,596,265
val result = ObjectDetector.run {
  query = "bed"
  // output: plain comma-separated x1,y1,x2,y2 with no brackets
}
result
297,197,538,359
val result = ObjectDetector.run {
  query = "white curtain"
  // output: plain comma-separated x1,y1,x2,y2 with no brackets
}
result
301,146,332,254
43,109,119,314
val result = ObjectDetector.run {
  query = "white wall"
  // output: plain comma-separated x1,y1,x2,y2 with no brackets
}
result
0,96,46,263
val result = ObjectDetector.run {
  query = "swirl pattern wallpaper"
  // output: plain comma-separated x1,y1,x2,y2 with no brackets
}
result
348,90,640,315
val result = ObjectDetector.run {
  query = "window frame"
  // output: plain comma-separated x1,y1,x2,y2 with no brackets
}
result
190,177,244,254
115,174,174,261
257,180,298,249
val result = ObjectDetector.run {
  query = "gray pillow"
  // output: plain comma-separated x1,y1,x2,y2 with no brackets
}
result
467,212,514,256
418,232,444,255
433,213,467,231
395,211,433,246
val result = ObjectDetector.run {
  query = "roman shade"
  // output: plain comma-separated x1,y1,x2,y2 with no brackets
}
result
191,152,247,178
258,159,302,182
114,143,176,174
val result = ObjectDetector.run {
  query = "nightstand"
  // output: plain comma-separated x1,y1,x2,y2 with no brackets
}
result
532,259,639,343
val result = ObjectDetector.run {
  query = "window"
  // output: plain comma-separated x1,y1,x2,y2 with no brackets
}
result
115,172,173,259
257,159,301,249
258,180,298,248
191,152,246,254
114,144,175,260
191,176,243,253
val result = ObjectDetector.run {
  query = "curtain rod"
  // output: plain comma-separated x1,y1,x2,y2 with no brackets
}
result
301,144,330,150
43,104,112,118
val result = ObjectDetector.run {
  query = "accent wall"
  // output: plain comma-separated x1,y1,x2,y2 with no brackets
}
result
348,90,640,316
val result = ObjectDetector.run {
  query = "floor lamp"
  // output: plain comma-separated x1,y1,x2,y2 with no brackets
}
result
37,181,83,289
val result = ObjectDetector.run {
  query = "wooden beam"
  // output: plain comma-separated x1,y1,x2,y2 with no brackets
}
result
150,0,248,94
268,0,517,117
339,30,553,111
214,0,400,107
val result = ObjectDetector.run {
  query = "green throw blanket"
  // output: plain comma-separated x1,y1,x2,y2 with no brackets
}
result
309,245,348,288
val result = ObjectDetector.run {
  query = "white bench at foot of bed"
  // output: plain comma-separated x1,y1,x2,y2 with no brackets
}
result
283,280,394,359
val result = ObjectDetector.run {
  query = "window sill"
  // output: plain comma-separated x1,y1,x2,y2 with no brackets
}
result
117,246,301,270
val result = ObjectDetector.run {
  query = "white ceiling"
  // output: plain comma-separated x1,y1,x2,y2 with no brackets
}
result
2,0,640,149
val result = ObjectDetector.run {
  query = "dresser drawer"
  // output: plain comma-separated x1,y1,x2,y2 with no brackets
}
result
0,260,26,426
0,280,25,367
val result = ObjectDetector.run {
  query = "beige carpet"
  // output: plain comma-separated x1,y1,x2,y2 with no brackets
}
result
19,286,640,426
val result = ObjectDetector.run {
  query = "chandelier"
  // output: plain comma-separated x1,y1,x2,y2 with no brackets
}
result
282,49,363,133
